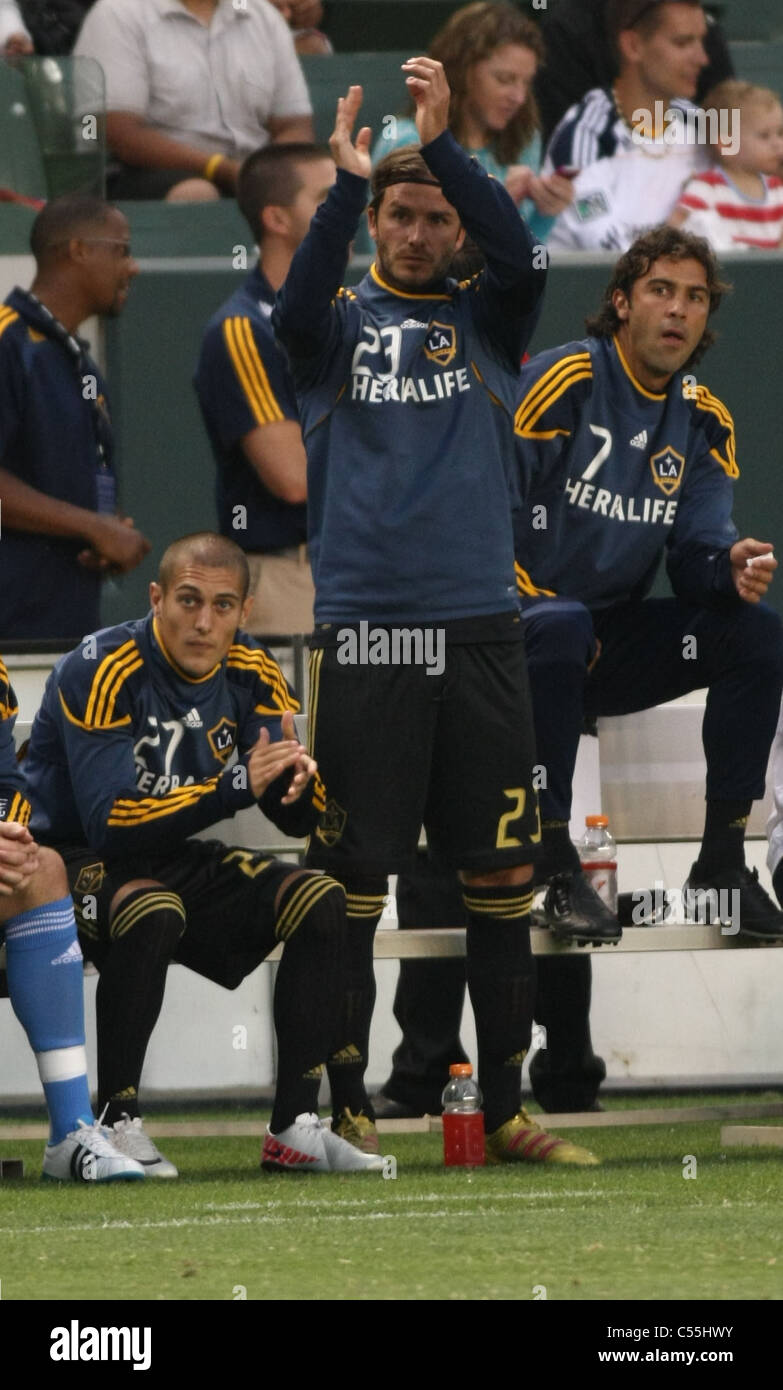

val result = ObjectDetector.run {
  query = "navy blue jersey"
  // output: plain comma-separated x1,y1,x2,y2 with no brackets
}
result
24,614,325,854
0,289,117,641
0,658,31,825
513,336,739,609
274,131,547,624
195,266,307,553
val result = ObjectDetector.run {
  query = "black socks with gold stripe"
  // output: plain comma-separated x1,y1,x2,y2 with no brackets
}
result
461,880,536,1133
99,887,186,1125
270,874,348,1133
326,876,387,1122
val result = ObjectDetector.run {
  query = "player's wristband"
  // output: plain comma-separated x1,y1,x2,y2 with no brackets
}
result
203,153,224,183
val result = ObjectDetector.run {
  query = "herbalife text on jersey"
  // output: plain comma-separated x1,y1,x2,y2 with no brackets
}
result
631,104,739,153
337,621,445,676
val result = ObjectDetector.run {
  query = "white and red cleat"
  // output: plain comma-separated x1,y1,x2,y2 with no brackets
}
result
262,1113,384,1172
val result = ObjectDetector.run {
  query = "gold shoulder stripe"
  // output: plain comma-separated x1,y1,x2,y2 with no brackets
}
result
515,354,592,437
84,639,140,727
0,307,19,341
514,561,556,598
59,687,132,732
228,644,299,712
223,316,284,427
694,385,738,478
0,657,17,720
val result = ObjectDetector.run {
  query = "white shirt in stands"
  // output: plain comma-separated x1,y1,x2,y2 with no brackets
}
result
543,87,707,252
74,0,311,159
677,168,783,251
547,143,707,252
0,0,29,45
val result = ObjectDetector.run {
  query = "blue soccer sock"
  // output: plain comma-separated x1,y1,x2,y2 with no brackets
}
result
4,897,93,1144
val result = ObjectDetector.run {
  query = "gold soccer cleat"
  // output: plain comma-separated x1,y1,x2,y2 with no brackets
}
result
485,1109,600,1166
333,1107,381,1155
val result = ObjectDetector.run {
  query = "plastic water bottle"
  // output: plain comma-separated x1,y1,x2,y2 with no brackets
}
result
441,1063,485,1167
578,814,618,912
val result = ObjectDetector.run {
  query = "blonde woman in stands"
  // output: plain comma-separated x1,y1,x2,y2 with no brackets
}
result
372,2,573,240
671,80,783,250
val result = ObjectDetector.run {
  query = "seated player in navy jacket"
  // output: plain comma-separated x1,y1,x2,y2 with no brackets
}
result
514,224,783,941
23,531,384,1176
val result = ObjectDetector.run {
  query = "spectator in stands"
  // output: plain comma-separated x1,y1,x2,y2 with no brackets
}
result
0,0,32,55
0,194,150,645
23,531,383,1176
1,1,94,57
0,655,145,1182
74,0,314,201
534,0,733,145
671,80,783,249
371,2,574,241
195,142,335,636
268,0,332,56
543,0,713,251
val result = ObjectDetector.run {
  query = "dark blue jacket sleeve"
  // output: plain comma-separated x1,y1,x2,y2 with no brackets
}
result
273,169,368,364
420,131,546,367
665,411,739,606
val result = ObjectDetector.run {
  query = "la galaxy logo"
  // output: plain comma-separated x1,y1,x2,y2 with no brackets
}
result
423,321,457,367
315,797,347,847
207,717,237,763
650,446,685,496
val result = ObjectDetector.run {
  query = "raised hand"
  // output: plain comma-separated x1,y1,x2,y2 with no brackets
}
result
329,85,372,178
730,538,776,603
401,57,451,146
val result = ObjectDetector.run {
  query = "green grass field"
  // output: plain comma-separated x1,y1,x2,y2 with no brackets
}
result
2,1095,782,1303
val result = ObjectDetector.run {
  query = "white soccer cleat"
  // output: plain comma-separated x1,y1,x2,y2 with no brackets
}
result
109,1114,178,1178
262,1112,384,1172
42,1118,146,1182
322,1123,385,1172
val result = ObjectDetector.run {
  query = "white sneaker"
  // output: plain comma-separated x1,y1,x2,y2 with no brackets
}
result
322,1124,385,1172
42,1119,146,1183
110,1114,178,1178
262,1112,384,1173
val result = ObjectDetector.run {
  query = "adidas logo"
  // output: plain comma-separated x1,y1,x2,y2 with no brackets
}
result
400,318,428,329
629,429,648,449
51,940,83,966
182,708,203,729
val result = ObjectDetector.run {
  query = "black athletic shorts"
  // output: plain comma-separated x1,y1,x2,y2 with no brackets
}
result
61,840,301,990
306,634,541,875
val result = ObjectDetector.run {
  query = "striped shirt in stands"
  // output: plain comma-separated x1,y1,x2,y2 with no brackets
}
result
677,169,783,250
542,88,698,175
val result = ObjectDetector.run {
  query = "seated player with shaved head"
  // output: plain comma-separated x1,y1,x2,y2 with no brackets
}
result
22,532,383,1175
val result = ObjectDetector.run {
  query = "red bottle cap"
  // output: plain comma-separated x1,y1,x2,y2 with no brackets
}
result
449,1063,473,1077
585,814,609,827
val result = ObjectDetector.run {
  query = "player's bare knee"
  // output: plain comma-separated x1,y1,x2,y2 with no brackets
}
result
109,878,165,917
460,864,534,888
27,845,68,903
108,882,185,950
274,871,346,947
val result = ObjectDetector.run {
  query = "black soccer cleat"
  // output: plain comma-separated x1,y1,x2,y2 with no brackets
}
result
539,870,622,946
683,864,783,941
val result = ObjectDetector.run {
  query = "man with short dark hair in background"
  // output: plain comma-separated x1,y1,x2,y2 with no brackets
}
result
0,194,150,643
195,143,335,636
542,0,718,251
535,0,733,145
